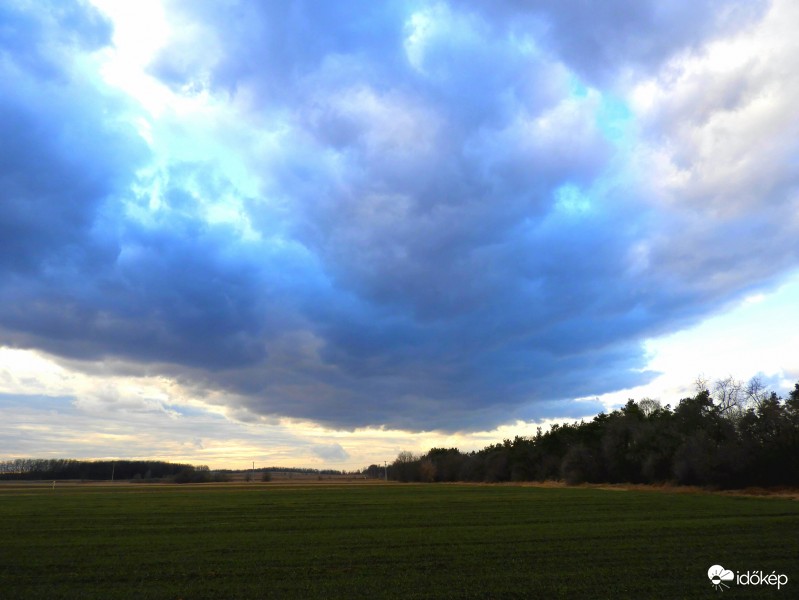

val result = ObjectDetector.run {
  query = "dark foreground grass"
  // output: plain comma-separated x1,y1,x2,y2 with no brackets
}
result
0,482,796,599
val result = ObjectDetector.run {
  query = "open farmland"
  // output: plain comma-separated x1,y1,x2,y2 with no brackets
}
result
0,482,796,599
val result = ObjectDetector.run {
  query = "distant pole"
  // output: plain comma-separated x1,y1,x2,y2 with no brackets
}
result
384,461,387,481
111,462,115,482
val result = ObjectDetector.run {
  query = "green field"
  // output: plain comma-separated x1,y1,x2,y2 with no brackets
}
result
0,482,796,599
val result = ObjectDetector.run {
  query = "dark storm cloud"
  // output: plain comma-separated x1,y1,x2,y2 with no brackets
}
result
0,3,271,371
0,1,139,352
152,1,411,102
0,160,305,370
465,0,767,83
0,0,127,273
1,1,795,431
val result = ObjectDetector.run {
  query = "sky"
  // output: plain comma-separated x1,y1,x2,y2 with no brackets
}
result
1,0,798,471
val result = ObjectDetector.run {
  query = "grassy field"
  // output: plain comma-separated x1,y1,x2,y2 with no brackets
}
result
0,481,796,599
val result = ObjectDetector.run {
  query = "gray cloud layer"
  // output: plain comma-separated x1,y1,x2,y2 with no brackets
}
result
1,0,796,431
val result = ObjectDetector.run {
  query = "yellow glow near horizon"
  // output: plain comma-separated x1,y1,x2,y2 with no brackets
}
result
3,270,798,470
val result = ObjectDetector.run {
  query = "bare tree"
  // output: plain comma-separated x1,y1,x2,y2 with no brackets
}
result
638,398,661,418
396,451,416,464
712,376,745,418
744,376,771,409
392,451,420,482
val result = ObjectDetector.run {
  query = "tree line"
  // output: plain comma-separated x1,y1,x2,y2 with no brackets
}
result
0,460,357,483
0,459,223,483
215,466,347,476
373,378,799,489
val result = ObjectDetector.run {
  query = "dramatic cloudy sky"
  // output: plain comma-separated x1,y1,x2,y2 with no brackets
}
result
2,0,798,469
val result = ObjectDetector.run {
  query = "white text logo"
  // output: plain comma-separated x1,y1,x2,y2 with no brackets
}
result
708,564,788,592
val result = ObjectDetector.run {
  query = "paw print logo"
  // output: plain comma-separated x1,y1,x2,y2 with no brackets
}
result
708,565,734,591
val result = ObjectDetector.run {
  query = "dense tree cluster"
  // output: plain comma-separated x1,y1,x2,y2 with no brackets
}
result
0,459,219,483
375,379,799,489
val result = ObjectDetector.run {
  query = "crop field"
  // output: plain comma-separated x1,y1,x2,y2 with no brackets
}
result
0,481,797,599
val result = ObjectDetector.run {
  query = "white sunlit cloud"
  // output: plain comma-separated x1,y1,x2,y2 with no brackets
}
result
591,272,799,411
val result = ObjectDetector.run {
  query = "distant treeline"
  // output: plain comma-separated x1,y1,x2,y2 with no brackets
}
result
218,466,346,475
0,459,225,483
370,378,799,489
0,460,353,483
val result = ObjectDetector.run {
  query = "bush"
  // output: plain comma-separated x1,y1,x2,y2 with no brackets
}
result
418,460,436,483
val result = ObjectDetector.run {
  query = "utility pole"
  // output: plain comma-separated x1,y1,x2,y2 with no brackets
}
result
384,461,387,481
